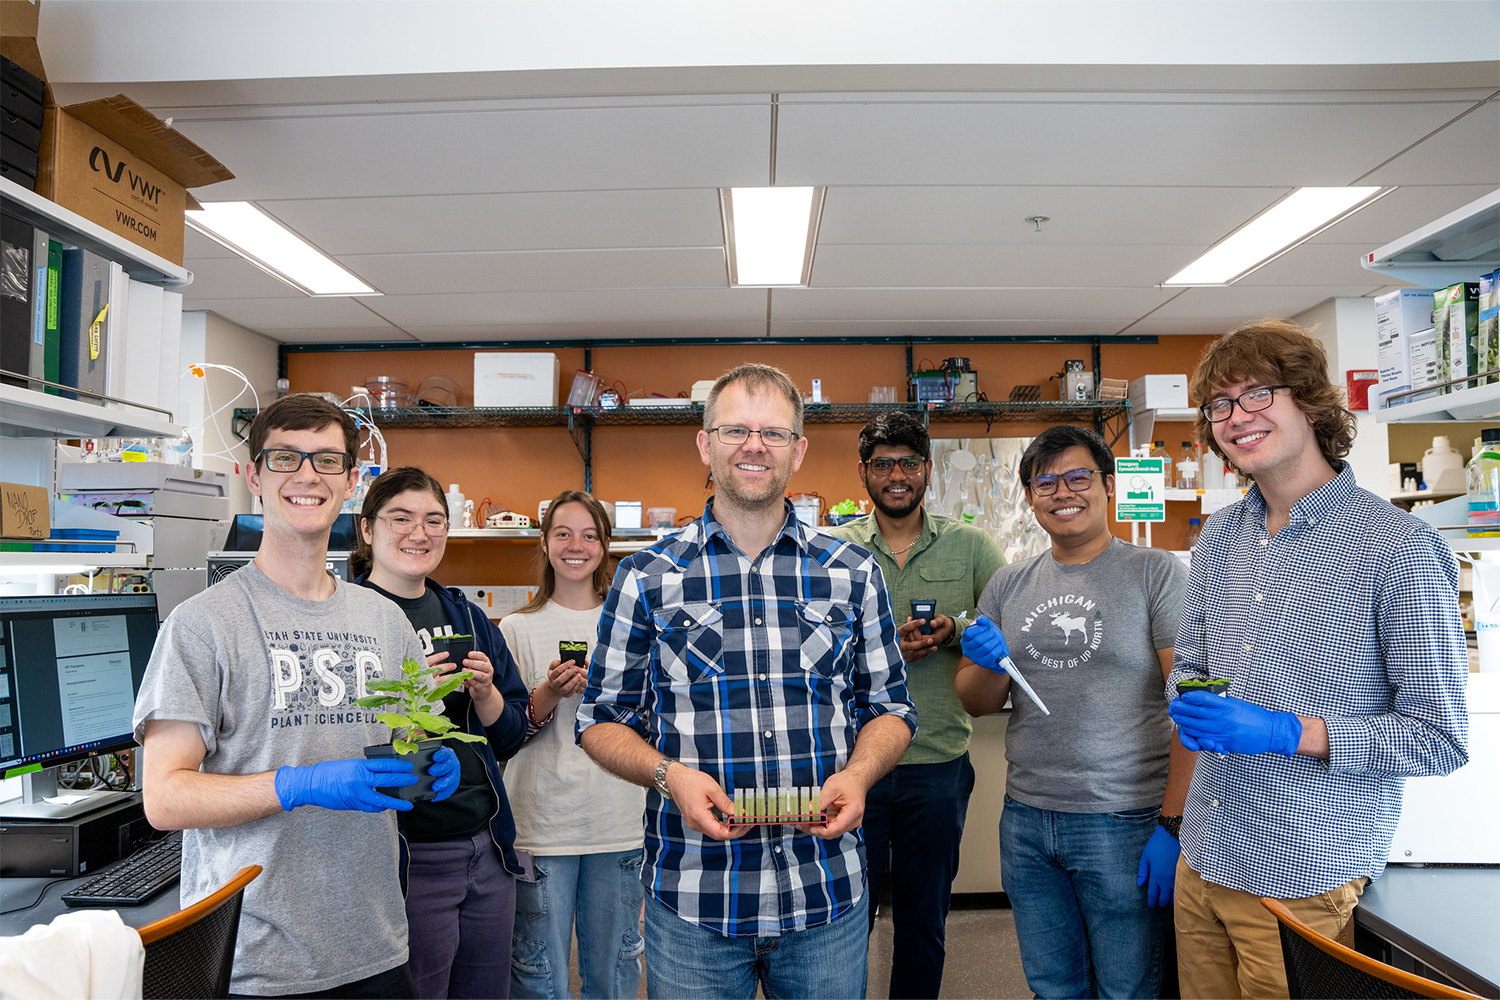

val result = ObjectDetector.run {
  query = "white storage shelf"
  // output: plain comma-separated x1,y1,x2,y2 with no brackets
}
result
0,551,147,570
1369,190,1500,424
0,384,183,440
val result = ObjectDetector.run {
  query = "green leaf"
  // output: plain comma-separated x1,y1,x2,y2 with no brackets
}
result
392,738,417,754
443,732,487,744
410,711,454,733
402,657,423,675
354,695,399,708
376,712,413,729
366,679,407,692
414,665,444,677
430,674,470,701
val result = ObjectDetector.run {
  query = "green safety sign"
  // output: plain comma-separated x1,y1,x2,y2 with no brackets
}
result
1115,457,1165,522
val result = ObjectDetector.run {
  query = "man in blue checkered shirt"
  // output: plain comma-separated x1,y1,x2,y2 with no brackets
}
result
1167,320,1470,1000
578,364,917,1000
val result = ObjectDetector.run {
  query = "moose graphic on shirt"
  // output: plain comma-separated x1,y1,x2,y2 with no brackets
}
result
1050,611,1088,645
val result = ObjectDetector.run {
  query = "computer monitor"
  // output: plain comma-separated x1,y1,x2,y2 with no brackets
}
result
0,594,158,819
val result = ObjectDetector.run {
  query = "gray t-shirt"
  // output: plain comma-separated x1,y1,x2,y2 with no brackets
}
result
132,562,424,996
977,538,1186,813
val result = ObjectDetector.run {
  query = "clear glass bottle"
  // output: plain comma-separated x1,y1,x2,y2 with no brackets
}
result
1184,517,1203,550
1150,440,1173,487
1467,428,1500,529
1176,441,1201,490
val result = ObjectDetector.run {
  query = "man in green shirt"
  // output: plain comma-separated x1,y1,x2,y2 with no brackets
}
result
829,412,1004,999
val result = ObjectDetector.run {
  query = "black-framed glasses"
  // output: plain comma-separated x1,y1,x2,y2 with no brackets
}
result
1029,468,1102,496
707,425,799,447
866,456,925,475
1200,385,1290,423
256,449,355,475
371,513,449,536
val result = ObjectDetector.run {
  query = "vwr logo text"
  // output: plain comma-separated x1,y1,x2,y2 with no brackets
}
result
89,147,163,205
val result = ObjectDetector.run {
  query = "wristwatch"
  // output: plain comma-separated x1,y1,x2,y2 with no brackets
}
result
1158,814,1183,838
653,758,677,800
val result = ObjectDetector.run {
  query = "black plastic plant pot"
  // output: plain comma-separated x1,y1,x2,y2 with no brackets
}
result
364,738,444,802
1176,678,1232,698
431,633,474,667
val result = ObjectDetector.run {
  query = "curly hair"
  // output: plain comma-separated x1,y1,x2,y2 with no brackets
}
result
1188,318,1355,472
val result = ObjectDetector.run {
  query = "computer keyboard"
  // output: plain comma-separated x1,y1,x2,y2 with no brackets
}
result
62,831,182,908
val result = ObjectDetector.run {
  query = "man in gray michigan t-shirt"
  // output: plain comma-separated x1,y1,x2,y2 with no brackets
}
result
955,425,1190,1000
132,395,459,998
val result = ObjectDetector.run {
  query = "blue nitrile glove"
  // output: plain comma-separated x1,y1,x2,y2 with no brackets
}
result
1168,691,1302,757
428,747,460,802
274,758,417,813
960,615,1011,675
1136,824,1180,907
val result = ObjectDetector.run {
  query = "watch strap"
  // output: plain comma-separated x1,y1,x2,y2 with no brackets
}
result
1158,814,1183,838
653,757,677,800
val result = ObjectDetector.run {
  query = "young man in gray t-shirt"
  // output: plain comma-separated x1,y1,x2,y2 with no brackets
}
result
955,425,1190,1000
132,395,459,998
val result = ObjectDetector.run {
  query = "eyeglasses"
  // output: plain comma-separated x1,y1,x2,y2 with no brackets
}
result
866,456,925,475
1029,468,1102,496
1200,385,1290,423
706,425,799,447
257,449,354,475
371,513,449,536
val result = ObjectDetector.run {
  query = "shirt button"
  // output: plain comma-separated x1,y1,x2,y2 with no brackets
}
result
1211,799,1220,807
1243,643,1252,652
682,618,692,625
826,614,834,622
1259,538,1268,547
774,845,782,853
754,618,762,625
1309,517,1316,525
758,673,767,681
763,730,773,738
1255,594,1264,602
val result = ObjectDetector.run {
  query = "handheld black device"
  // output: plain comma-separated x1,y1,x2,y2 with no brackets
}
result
910,599,936,635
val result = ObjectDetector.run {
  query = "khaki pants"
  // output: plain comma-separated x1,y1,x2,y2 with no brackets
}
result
1175,855,1366,1000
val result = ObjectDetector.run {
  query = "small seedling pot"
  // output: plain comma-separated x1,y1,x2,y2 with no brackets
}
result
364,738,445,802
431,634,475,667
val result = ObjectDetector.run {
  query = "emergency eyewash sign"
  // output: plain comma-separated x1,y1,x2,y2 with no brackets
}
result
1115,457,1165,522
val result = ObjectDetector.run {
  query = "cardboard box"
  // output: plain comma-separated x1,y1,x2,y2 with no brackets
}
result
474,352,560,407
37,98,234,265
0,481,48,539
1437,282,1481,393
1128,374,1188,411
1374,288,1435,407
1481,268,1500,387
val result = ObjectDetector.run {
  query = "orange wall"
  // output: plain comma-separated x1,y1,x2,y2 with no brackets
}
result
288,337,1218,583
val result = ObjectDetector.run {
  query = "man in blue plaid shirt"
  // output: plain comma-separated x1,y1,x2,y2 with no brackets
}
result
578,363,917,1000
1167,320,1470,999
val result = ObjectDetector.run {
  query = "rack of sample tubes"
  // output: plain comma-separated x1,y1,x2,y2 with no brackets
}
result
722,786,826,828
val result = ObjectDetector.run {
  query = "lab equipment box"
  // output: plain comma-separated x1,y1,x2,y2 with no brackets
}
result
474,353,561,407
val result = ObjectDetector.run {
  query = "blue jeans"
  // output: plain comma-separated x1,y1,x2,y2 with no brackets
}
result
999,796,1165,1000
511,850,645,1000
863,753,976,999
405,829,517,1000
642,890,869,1000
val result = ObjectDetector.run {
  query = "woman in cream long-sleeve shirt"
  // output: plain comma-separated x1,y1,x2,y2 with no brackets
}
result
502,491,646,1000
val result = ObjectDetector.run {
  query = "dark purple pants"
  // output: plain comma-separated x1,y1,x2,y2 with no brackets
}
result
405,828,517,1000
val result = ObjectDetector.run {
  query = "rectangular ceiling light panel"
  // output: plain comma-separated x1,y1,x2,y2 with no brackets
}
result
1164,187,1388,286
721,186,826,286
186,202,379,297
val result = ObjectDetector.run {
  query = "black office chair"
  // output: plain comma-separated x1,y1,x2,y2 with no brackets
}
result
1260,898,1480,1000
137,865,261,1000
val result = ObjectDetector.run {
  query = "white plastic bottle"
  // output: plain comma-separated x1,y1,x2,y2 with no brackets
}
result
446,484,465,525
1202,449,1225,490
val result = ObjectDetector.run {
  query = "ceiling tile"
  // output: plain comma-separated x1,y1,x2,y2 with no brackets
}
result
1361,99,1500,187
338,248,727,295
769,318,1138,338
1304,184,1500,246
1146,285,1384,321
175,103,771,201
775,99,1473,187
182,257,307,301
365,288,768,328
254,188,727,255
1235,243,1390,287
404,320,768,342
771,287,1173,323
816,185,1289,247
187,297,408,332
810,243,1200,289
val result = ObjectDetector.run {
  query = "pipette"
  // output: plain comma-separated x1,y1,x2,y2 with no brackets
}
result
1000,656,1051,715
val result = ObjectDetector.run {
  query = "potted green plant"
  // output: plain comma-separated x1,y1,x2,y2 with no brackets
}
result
357,657,486,801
